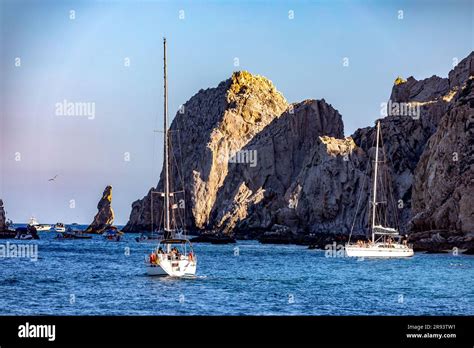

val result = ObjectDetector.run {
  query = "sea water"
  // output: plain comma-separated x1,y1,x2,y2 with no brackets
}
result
0,231,472,315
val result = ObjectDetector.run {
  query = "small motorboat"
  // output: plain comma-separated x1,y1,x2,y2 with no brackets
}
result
52,223,66,233
27,217,51,231
35,224,52,232
15,226,39,240
103,227,123,241
136,231,163,243
54,228,92,240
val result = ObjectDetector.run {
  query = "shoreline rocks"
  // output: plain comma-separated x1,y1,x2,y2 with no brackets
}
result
189,232,236,244
0,200,6,231
0,199,16,239
408,230,474,254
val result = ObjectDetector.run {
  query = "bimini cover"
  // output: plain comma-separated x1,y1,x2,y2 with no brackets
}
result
373,225,399,235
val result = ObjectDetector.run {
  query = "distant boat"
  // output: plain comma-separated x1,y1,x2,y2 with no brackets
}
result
135,230,163,243
52,223,66,233
345,121,414,258
27,217,51,232
144,38,197,278
55,227,91,240
15,226,39,240
103,227,123,241
28,217,38,226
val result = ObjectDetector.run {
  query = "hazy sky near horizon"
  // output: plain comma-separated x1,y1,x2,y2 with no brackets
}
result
0,0,472,225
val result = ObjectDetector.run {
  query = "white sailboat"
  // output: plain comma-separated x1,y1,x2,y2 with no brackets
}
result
345,121,414,258
145,38,197,277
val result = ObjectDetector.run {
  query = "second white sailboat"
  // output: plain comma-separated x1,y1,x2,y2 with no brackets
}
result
345,121,414,258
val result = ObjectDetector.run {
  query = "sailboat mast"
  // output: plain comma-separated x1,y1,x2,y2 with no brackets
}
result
371,121,381,243
163,37,171,234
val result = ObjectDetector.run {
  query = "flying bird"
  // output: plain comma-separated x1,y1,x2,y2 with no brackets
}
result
48,175,59,182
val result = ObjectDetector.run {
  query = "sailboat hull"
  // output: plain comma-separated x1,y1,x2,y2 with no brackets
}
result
34,225,52,231
146,256,197,277
145,264,169,276
345,244,414,258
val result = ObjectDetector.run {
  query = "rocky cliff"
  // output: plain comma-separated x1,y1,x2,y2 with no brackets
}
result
123,71,288,232
0,199,6,231
408,55,474,251
208,99,355,239
85,185,115,233
124,52,473,251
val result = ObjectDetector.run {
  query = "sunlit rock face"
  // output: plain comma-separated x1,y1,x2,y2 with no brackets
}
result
123,71,288,232
124,52,473,250
410,53,474,241
208,99,347,237
85,185,115,233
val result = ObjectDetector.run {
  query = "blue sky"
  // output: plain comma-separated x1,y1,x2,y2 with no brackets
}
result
0,0,472,225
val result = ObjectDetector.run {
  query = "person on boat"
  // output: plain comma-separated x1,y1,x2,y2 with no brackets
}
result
157,247,164,254
169,248,176,259
402,235,408,246
149,252,158,264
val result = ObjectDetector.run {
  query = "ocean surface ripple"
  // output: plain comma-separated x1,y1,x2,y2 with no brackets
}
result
0,232,473,315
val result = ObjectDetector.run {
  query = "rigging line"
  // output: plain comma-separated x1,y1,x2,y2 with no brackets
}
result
349,170,368,241
167,132,177,231
159,198,164,232
380,124,400,231
383,135,397,227
349,127,376,242
378,125,388,228
150,95,161,232
368,124,378,237
175,113,187,231
385,170,391,227
170,131,185,232
383,162,392,227
169,131,186,229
